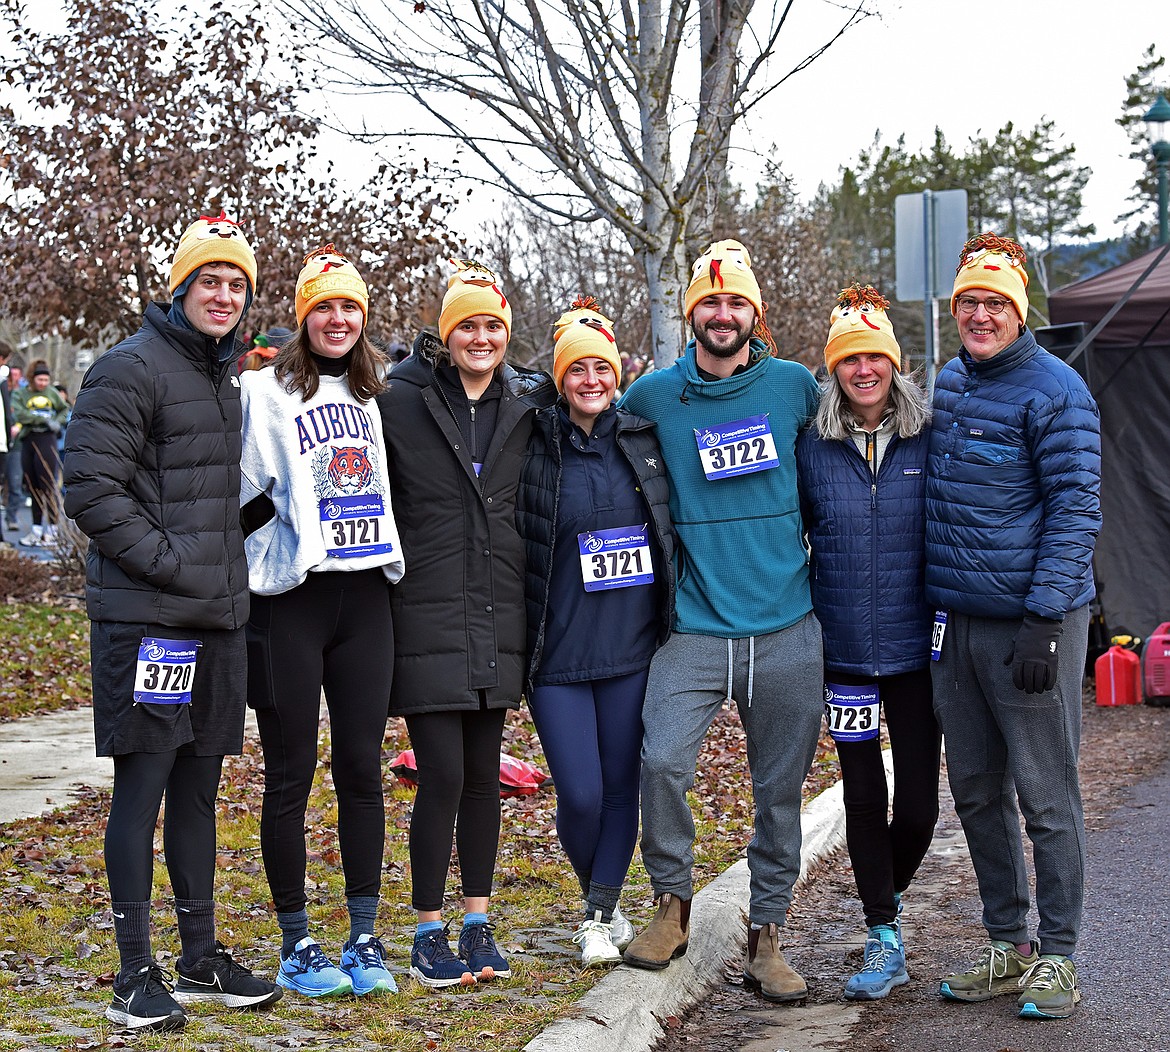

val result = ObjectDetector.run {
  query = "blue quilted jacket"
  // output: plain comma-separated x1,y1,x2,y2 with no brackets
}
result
925,330,1101,620
797,427,932,675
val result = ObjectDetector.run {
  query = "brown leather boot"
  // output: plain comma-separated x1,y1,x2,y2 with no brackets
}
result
743,922,807,1002
622,893,691,970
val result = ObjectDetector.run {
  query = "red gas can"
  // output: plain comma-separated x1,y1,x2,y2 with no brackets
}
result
1095,645,1142,706
1142,622,1170,702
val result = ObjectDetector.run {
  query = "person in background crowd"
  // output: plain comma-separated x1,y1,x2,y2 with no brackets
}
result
12,360,68,547
796,285,939,1000
517,297,675,967
4,359,27,531
377,259,555,989
239,326,292,373
0,341,13,538
240,245,404,999
64,211,280,1031
928,233,1101,1020
619,240,823,1004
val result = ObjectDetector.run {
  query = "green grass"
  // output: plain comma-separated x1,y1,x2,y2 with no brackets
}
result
0,601,91,719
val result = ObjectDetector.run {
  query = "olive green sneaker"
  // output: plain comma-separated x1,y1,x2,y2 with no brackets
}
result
939,940,1038,1002
1018,955,1080,1019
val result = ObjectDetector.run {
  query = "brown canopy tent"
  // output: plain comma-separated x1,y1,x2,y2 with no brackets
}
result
1046,245,1170,641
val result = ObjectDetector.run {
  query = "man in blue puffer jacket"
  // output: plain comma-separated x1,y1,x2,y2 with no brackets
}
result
927,234,1101,1022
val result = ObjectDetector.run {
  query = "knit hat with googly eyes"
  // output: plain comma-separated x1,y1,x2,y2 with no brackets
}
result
683,239,763,321
824,284,901,375
295,244,369,326
551,296,622,392
950,232,1029,322
438,258,512,343
170,210,257,293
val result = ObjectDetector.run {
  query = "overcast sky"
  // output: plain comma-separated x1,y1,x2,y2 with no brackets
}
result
736,0,1166,240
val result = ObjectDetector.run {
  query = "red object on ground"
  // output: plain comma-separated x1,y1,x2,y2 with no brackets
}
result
1096,645,1142,706
1142,621,1170,702
389,749,549,798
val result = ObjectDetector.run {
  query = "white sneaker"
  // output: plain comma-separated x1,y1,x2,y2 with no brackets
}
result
610,905,635,952
42,524,58,545
18,525,43,547
573,912,622,968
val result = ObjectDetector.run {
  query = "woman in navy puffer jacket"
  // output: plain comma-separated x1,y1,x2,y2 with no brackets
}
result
517,298,674,969
796,286,939,1002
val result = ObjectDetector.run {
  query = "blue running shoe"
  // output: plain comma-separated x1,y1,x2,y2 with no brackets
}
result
410,925,475,989
458,921,511,981
843,925,908,1001
340,934,398,996
277,938,353,998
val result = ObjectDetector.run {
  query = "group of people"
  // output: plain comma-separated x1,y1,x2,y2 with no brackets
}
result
0,344,70,546
59,212,1100,1034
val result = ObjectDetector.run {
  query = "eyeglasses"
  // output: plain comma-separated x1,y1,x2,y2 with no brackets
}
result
956,295,1012,316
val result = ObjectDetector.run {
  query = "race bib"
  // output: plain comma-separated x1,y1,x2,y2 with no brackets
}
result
931,610,948,662
134,638,200,705
824,682,880,743
320,495,395,558
578,525,655,592
694,415,779,480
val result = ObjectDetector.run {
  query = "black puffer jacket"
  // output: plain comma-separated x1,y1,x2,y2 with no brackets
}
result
63,303,249,629
517,405,675,691
377,332,555,714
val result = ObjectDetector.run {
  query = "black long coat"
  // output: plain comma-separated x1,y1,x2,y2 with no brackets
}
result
377,334,555,715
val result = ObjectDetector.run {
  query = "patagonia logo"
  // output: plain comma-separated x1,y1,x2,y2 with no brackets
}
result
903,468,922,476
969,428,984,436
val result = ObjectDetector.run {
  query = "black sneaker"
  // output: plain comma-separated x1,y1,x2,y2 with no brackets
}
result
174,942,283,1009
105,963,187,1031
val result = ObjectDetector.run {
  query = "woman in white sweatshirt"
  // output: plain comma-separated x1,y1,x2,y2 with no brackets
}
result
239,245,404,1000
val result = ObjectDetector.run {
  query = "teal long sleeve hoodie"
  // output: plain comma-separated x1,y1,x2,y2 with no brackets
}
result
619,338,818,638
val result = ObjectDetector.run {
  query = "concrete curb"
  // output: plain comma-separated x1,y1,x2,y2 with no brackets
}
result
524,777,849,1052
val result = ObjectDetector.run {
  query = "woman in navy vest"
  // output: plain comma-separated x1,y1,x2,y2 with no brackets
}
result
517,298,674,968
796,285,939,1001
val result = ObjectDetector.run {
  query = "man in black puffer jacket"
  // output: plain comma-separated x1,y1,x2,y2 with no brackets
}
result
64,212,279,1031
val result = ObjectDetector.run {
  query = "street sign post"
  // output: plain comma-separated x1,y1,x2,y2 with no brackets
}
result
895,189,968,388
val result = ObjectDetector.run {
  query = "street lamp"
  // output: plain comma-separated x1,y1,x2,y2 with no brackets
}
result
1143,93,1170,246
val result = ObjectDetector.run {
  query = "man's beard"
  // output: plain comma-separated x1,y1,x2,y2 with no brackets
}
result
693,317,753,359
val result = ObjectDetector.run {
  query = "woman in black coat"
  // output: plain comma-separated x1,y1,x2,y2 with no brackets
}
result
376,261,554,989
516,298,675,968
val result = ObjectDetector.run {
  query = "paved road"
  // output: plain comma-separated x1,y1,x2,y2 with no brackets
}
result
656,720,1170,1052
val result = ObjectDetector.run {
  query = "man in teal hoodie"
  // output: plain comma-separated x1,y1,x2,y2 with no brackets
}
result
619,240,823,1002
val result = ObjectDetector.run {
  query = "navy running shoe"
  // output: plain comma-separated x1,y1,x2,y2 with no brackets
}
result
410,925,475,989
458,921,511,981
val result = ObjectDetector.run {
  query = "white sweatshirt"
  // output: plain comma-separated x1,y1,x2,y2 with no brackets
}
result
240,369,405,596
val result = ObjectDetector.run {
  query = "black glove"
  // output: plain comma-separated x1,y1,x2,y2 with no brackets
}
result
1004,614,1063,694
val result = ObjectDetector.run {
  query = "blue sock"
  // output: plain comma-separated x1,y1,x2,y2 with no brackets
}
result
415,919,444,939
463,912,488,929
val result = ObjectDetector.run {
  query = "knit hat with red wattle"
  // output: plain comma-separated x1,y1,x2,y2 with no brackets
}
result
824,284,901,374
950,232,1030,321
438,259,512,342
551,296,621,391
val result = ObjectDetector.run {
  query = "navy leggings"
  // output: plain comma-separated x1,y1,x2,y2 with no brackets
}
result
528,669,647,891
250,569,394,914
105,750,223,901
832,666,940,928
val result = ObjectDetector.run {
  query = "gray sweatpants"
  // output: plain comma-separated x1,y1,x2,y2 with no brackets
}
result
931,604,1088,956
638,614,824,925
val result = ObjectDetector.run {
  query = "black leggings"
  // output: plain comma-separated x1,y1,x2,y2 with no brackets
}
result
405,706,507,912
832,666,941,928
21,430,59,527
250,569,394,914
105,750,223,901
